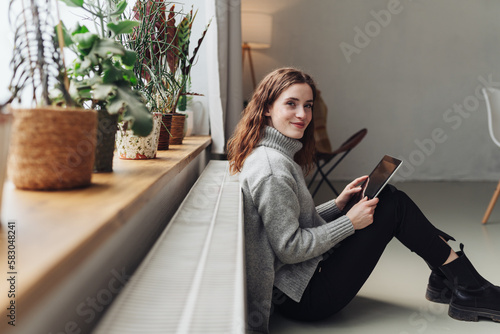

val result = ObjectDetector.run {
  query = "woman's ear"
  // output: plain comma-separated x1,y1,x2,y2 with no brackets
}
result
264,105,272,117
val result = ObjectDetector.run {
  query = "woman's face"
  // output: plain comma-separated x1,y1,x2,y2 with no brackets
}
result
265,83,313,139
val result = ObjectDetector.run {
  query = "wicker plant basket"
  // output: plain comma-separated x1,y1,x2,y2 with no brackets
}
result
158,113,173,150
169,113,186,145
8,107,97,190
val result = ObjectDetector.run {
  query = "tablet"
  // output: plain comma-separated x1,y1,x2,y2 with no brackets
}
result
342,155,403,213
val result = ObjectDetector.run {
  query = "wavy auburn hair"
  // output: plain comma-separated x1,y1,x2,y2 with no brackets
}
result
227,67,317,175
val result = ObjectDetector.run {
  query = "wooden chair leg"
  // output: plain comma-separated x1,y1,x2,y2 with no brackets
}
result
482,180,500,224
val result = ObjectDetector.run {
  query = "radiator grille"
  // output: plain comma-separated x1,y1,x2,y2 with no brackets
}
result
93,161,246,334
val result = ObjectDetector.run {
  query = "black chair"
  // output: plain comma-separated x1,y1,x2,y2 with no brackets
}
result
308,128,368,198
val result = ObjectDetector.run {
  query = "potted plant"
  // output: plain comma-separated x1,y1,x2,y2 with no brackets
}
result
130,1,210,146
2,0,97,190
56,0,153,170
167,5,210,145
124,0,181,150
115,110,163,159
113,0,177,157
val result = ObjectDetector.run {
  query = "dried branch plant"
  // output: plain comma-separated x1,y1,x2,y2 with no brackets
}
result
4,0,73,108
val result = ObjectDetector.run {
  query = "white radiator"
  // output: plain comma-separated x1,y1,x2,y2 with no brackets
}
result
93,161,246,334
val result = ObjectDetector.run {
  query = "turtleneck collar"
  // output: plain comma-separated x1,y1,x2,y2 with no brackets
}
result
258,126,303,160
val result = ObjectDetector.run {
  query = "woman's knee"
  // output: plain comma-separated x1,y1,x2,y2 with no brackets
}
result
369,185,407,237
378,184,403,200
376,185,412,217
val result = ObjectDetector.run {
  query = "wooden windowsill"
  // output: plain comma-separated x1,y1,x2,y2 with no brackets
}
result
0,135,211,323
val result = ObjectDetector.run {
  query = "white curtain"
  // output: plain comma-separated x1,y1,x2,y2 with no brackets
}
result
206,0,243,154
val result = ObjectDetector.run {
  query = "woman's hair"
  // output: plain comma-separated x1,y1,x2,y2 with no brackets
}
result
227,67,317,174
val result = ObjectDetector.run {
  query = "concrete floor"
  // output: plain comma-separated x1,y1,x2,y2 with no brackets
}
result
270,181,500,334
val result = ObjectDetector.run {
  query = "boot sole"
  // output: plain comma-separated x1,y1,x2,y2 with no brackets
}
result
449,303,500,322
425,285,451,304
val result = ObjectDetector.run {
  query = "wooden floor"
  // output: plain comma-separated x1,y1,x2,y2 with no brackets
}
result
271,181,500,334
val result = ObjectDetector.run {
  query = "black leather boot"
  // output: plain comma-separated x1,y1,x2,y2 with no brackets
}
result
425,235,460,304
426,266,453,304
440,244,500,322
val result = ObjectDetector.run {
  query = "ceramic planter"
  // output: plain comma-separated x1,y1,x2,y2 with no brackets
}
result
8,107,97,190
116,112,162,159
183,110,194,136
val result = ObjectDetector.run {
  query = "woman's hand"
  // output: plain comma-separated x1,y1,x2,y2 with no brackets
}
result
346,196,379,230
335,175,369,211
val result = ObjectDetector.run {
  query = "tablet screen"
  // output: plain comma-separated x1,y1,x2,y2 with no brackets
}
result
342,155,402,213
364,155,402,199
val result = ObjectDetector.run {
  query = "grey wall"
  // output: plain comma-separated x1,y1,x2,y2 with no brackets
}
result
242,0,500,181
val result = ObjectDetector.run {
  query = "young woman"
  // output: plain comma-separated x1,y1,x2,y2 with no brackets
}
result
227,67,500,333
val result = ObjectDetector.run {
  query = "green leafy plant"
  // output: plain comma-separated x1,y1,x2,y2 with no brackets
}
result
126,0,180,114
128,1,210,114
57,0,153,136
171,6,211,112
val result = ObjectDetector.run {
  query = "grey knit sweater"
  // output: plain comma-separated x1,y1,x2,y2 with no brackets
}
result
239,126,355,333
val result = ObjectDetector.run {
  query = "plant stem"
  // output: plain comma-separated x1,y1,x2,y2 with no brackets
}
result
106,0,112,37
31,0,50,105
55,0,69,93
20,0,37,105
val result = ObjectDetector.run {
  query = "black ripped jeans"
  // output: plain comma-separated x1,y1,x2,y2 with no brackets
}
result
273,184,453,322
